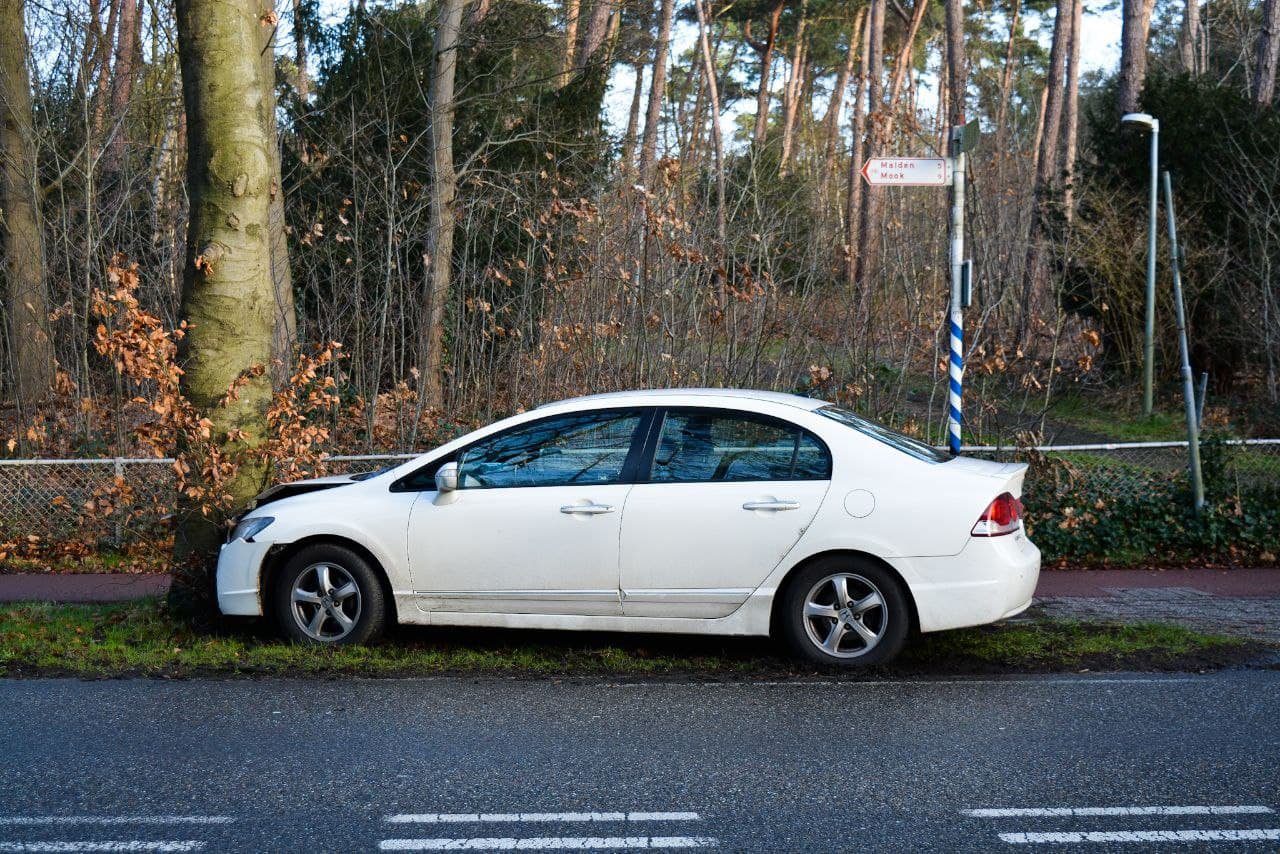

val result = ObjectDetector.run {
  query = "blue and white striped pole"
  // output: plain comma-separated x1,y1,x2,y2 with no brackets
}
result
947,135,966,455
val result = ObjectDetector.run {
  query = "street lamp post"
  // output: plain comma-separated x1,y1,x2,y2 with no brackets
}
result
1121,112,1159,418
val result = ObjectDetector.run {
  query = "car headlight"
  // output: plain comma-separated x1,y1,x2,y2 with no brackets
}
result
229,516,275,543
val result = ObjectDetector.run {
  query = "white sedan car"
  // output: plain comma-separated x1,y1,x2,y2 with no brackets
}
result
216,389,1039,666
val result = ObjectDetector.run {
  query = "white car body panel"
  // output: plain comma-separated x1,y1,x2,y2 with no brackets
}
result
215,388,1040,639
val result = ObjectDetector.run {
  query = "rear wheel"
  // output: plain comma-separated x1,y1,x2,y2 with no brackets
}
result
780,556,909,666
272,544,387,646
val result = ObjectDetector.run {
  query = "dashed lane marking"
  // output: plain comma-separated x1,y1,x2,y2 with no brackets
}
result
385,815,700,825
0,843,205,852
1000,829,1280,844
965,806,1274,818
0,819,231,827
379,838,717,850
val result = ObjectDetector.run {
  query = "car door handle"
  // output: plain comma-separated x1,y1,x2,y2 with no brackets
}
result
742,500,801,511
560,503,615,515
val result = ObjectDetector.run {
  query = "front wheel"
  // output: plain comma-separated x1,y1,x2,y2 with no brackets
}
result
779,557,909,667
272,544,387,646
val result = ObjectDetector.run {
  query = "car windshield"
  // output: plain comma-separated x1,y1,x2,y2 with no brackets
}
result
815,405,950,463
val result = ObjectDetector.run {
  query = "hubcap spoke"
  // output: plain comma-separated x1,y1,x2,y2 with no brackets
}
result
292,588,321,605
306,606,328,637
804,601,839,620
830,576,850,608
821,620,848,653
327,604,354,631
332,582,358,602
315,565,333,595
853,591,884,615
849,618,879,647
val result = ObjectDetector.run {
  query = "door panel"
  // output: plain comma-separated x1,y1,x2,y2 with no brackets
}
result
409,485,630,615
407,408,650,616
619,481,827,617
619,408,832,618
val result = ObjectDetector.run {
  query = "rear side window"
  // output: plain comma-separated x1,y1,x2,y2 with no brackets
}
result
648,410,831,483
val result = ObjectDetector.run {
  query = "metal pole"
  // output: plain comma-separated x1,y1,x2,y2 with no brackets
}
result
1142,122,1159,417
947,129,966,455
1161,171,1205,513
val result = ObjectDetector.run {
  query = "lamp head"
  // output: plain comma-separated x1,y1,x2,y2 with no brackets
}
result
1121,112,1158,131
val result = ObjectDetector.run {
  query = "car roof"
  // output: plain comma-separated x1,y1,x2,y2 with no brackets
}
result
537,388,829,412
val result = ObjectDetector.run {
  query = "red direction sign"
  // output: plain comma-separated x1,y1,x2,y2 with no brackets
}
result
860,157,948,186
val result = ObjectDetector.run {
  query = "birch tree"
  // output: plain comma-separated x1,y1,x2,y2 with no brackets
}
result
423,0,464,408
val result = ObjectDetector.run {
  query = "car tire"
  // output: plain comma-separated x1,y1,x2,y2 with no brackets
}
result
779,556,910,667
272,543,387,646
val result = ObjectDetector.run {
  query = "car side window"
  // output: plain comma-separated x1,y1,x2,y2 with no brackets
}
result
648,410,831,483
457,410,645,489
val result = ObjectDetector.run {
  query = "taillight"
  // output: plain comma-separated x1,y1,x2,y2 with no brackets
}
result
971,492,1023,537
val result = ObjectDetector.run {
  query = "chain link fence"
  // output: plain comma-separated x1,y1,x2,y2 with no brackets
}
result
1,442,1277,549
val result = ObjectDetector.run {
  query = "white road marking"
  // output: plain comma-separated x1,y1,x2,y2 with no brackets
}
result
379,837,717,850
0,819,231,827
606,677,1204,688
0,843,205,852
966,806,1274,818
1000,829,1280,843
385,814,700,825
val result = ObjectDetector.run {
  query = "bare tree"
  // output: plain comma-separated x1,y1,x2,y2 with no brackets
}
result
1061,0,1084,219
996,0,1021,130
693,0,726,257
105,0,139,172
559,0,581,86
423,0,465,408
821,8,864,190
1117,0,1156,115
944,0,965,126
639,0,674,185
845,6,871,289
1255,0,1280,106
855,0,885,288
778,0,808,175
1180,0,1202,75
745,0,786,150
0,0,54,405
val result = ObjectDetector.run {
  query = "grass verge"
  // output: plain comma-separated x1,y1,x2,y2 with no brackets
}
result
0,599,1265,679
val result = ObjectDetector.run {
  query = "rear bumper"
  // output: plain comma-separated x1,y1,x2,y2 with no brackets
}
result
215,538,273,616
896,528,1041,633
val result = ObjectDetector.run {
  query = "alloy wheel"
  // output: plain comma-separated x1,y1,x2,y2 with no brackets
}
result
801,572,888,658
290,562,363,642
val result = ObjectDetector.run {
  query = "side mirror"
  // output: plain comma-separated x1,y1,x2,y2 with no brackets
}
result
434,461,459,493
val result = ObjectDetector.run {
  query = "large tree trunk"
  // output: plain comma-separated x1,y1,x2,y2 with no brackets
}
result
748,1,785,150
944,0,965,126
855,0,884,290
1060,0,1084,221
0,0,54,406
639,0,674,185
172,0,287,609
1254,0,1280,106
423,0,464,409
1117,0,1156,116
844,8,871,289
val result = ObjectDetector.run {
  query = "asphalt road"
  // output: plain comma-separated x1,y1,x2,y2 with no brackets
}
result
1,672,1278,852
